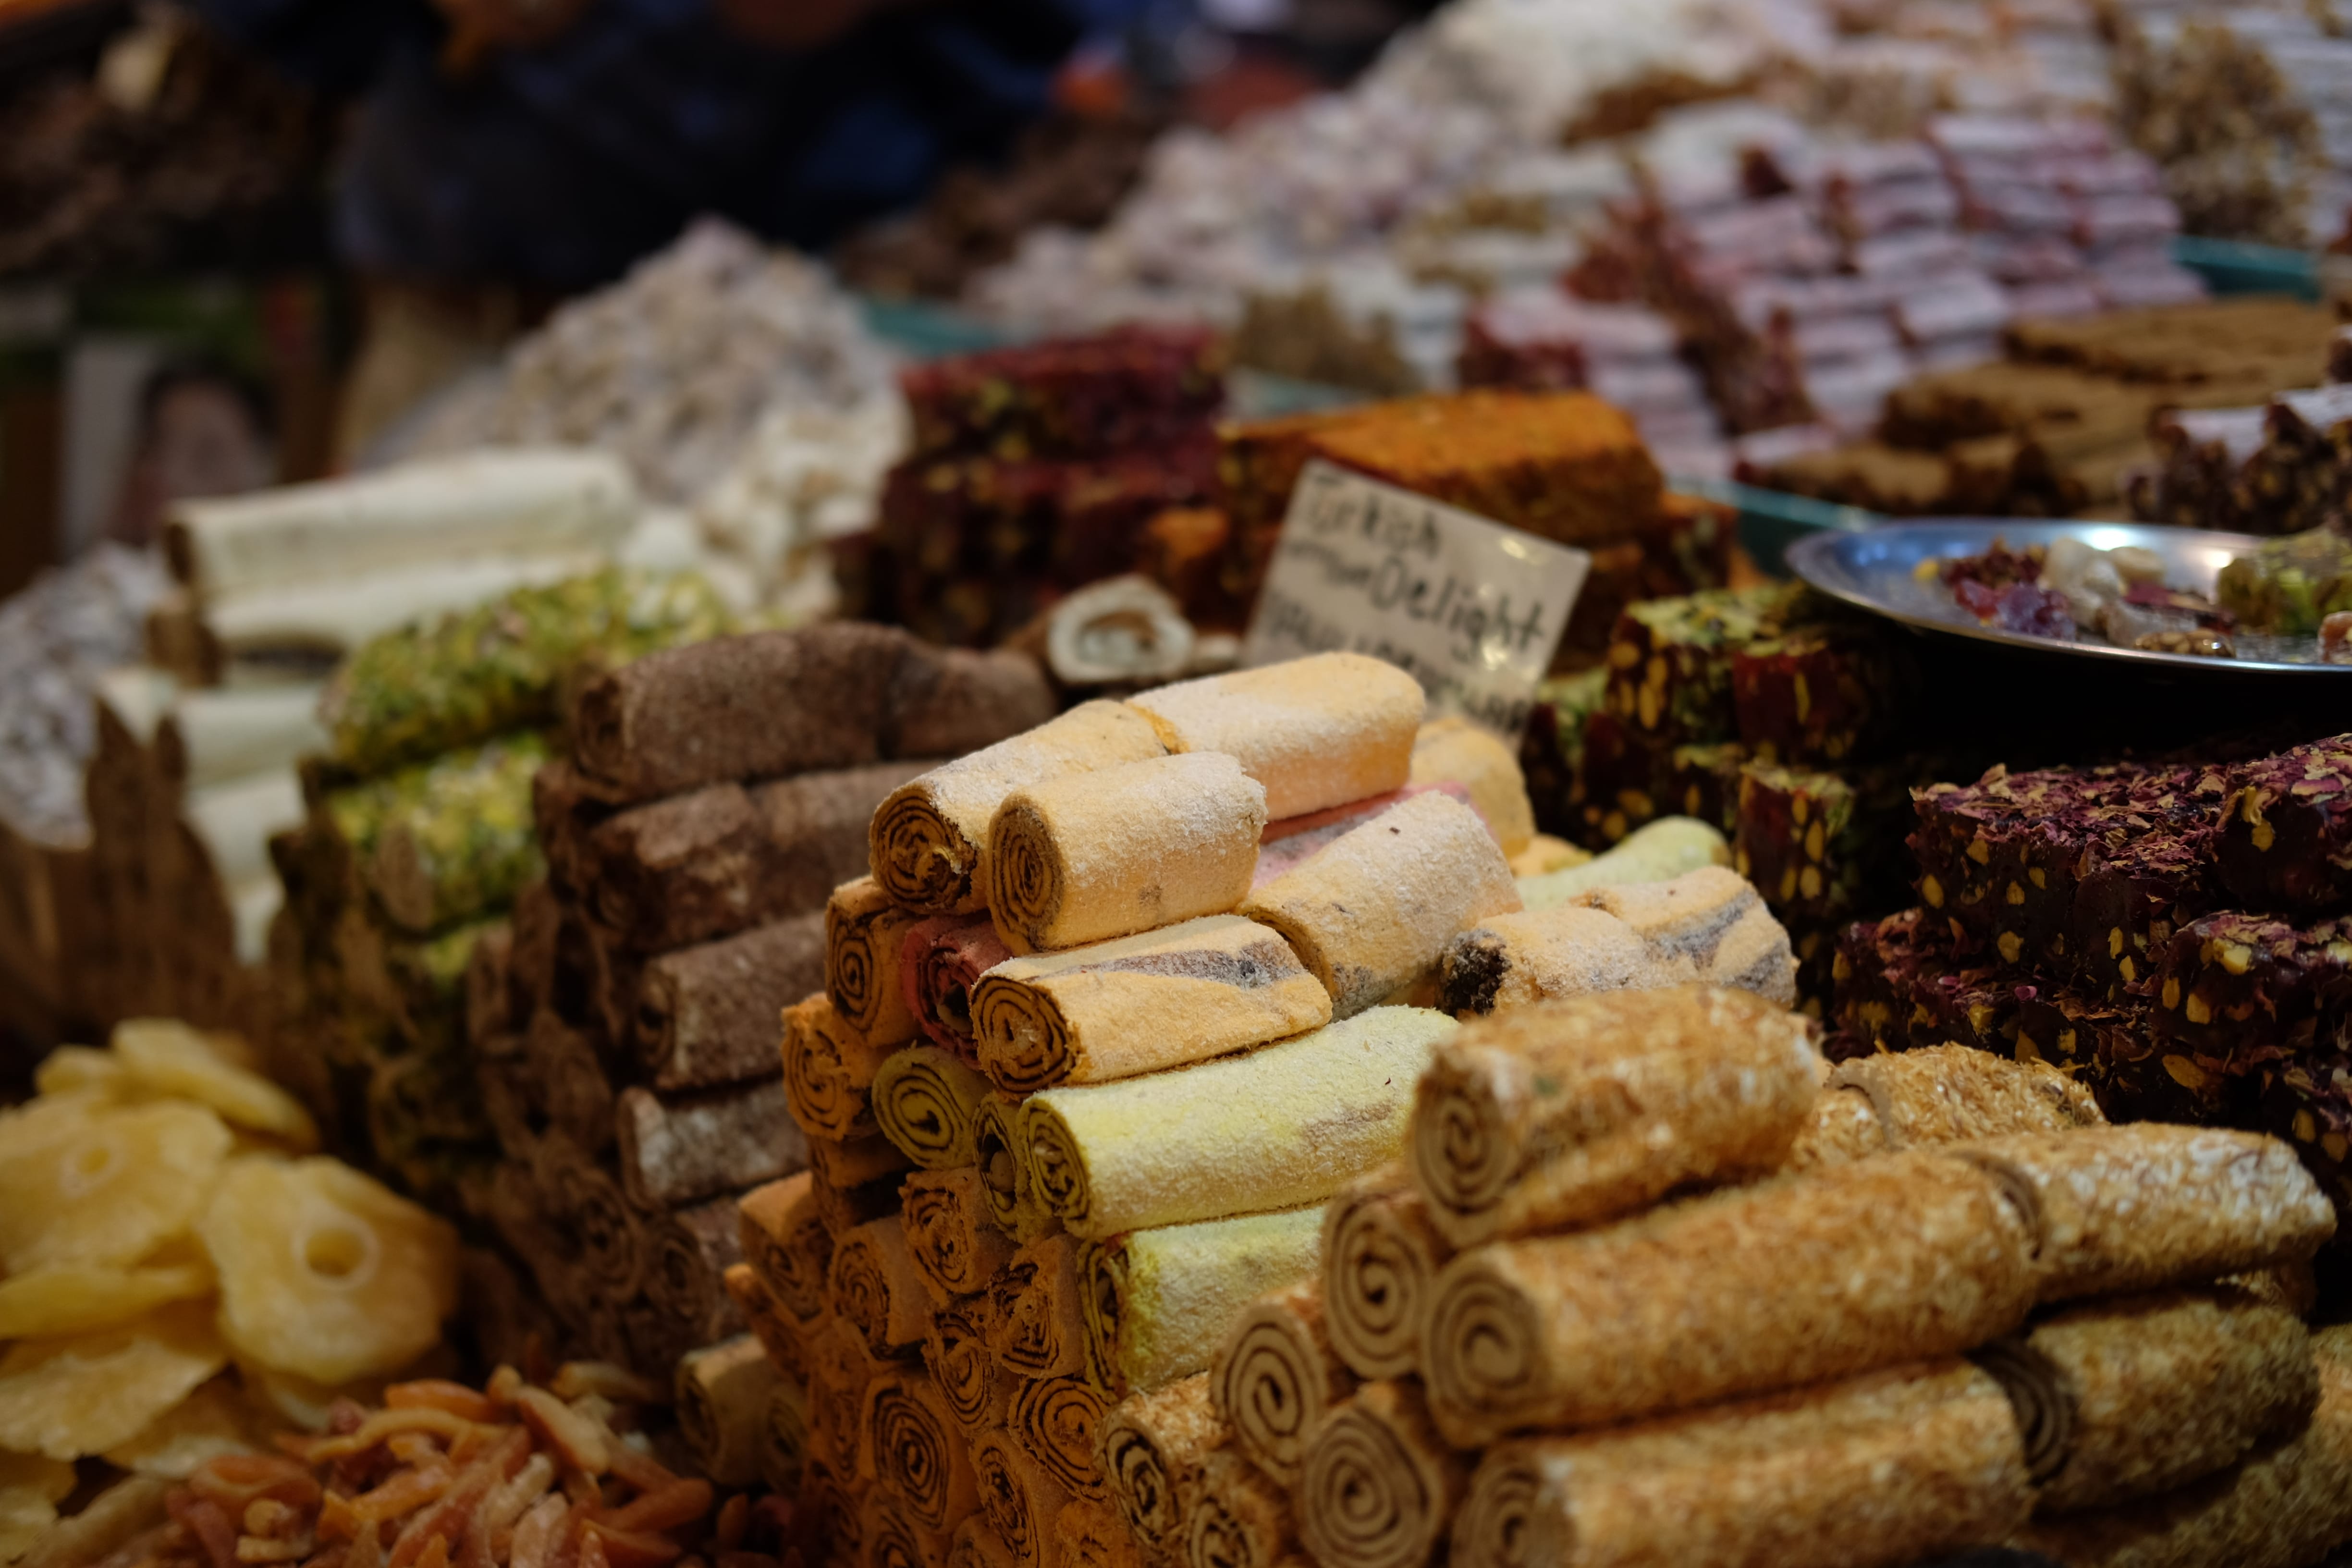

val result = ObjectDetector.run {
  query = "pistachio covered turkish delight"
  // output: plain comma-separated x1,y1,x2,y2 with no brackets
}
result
323,734,549,936
322,567,732,776
2216,527,2352,636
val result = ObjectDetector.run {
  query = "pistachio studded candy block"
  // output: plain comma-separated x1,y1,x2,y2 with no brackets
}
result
2069,826,2222,1004
1830,907,2041,1058
1908,762,2219,972
902,326,1225,462
2151,911,2352,1071
2258,1046,2352,1217
2018,990,2243,1127
1519,669,1609,840
2217,735,2352,914
1666,742,1751,838
1604,585,1802,748
1573,710,1668,846
1731,619,1918,767
1735,762,1912,928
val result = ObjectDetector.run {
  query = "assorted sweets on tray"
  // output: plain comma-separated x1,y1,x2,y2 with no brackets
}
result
1925,527,2352,661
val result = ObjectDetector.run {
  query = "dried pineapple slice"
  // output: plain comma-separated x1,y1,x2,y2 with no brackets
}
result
200,1157,459,1386
101,1376,274,1478
111,1021,318,1151
0,1302,227,1460
0,1102,232,1274
32,1046,129,1101
0,1450,77,1566
0,1261,214,1339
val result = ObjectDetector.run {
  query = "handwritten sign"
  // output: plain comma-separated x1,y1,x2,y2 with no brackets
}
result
1241,460,1591,738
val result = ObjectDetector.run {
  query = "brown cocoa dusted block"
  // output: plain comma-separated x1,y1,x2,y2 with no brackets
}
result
2152,911,2352,1071
2218,735,2352,914
636,912,829,1092
580,761,927,953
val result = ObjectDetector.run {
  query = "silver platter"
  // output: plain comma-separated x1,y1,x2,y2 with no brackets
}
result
1788,518,2349,677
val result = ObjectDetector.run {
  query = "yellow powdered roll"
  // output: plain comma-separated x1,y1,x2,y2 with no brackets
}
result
1022,1007,1456,1239
873,1046,992,1171
1084,1208,1325,1399
1125,653,1423,821
972,915,1333,1094
1410,986,1822,1248
1515,816,1728,910
1409,717,1536,857
1240,793,1522,1020
872,700,1168,916
986,753,1268,956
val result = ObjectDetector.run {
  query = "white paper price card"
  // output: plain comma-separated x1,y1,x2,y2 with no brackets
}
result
1241,460,1591,738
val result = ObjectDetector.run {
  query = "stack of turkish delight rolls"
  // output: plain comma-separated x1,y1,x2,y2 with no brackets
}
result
724,650,1811,1568
463,624,1053,1398
1165,992,2352,1568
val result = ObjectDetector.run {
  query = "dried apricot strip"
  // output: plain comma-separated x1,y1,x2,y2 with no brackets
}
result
600,1479,712,1536
350,1463,453,1525
386,1382,500,1424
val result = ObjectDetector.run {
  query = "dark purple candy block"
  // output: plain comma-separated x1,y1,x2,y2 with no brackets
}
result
2152,910,2352,1070
2217,735,2352,914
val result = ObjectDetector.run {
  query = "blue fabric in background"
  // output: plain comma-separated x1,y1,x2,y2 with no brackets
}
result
186,0,1153,288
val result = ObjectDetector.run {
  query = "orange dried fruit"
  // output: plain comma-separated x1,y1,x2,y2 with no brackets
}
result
199,1157,459,1386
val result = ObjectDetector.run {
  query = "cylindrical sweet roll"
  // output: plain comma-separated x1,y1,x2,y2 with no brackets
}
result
1450,1360,2031,1568
2014,1324,2352,1568
990,1234,1091,1380
923,1295,1008,1438
874,1046,992,1170
1239,793,1520,1020
971,915,1331,1093
1011,1372,1112,1502
871,700,1168,915
676,1335,779,1490
1084,1209,1325,1400
1975,1286,2317,1515
828,876,923,1046
1411,986,1821,1248
902,1169,1016,1303
867,1369,980,1534
1022,1008,1454,1239
903,914,1012,1061
1422,1152,2037,1446
1297,1381,1467,1568
1186,1450,1297,1568
1834,1044,2104,1150
973,1430,1074,1568
1409,717,1536,857
1954,1125,2336,1303
986,752,1267,955
1321,1167,1453,1384
973,1093,1060,1244
1213,1281,1356,1488
1101,1373,1228,1564
1125,652,1424,821
782,992,894,1142
1058,1499,1144,1568
830,1216,933,1358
